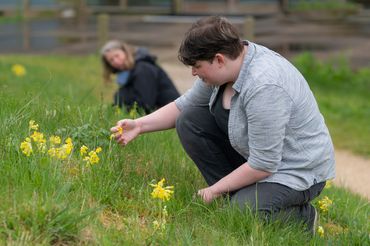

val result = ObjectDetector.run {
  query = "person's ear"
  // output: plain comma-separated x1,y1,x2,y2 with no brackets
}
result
214,53,225,67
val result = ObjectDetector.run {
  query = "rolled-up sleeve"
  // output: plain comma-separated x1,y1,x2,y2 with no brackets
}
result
175,78,213,110
246,85,293,172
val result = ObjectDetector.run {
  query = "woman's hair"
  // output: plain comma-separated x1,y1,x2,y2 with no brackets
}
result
101,40,136,83
178,16,243,66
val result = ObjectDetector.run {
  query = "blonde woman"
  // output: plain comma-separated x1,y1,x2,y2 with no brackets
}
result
101,40,180,113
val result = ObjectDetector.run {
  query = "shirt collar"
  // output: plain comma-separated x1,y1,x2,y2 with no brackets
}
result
232,40,256,93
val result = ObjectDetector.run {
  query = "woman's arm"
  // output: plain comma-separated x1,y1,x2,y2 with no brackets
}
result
198,163,271,203
111,102,180,146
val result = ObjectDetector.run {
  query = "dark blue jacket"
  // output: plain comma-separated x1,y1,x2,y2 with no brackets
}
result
114,48,180,113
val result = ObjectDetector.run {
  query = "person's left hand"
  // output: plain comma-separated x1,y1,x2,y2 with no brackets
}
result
197,186,221,204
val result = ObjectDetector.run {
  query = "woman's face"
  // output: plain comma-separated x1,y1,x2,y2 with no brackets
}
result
104,49,127,70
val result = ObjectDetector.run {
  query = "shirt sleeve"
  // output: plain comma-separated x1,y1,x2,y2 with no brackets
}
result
175,78,213,111
246,85,293,172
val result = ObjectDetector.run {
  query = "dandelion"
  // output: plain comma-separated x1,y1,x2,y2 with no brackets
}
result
318,196,333,213
150,178,174,201
28,120,39,131
20,137,33,156
317,226,325,237
12,64,26,77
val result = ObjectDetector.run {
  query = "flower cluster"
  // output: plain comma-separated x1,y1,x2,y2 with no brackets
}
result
80,145,102,166
20,121,74,160
20,120,103,165
318,196,333,213
12,64,26,77
47,137,73,160
150,178,174,201
149,178,174,234
317,225,325,237
20,120,46,156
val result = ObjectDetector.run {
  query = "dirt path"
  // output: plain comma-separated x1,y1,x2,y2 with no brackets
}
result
163,62,370,202
334,150,370,200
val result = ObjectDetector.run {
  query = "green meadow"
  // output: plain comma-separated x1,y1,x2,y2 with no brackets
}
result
0,54,369,245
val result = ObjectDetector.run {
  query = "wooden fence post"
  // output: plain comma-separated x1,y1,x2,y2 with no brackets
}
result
22,0,30,18
97,14,109,49
171,0,183,15
243,16,255,41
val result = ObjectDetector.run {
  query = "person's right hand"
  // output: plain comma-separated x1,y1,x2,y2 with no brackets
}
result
110,119,141,146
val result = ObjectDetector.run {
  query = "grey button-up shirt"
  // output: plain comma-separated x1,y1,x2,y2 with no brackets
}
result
175,41,335,191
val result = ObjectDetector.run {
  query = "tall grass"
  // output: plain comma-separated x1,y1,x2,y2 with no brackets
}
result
0,55,369,245
294,53,370,157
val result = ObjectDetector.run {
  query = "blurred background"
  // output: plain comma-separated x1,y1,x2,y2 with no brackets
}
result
0,0,369,71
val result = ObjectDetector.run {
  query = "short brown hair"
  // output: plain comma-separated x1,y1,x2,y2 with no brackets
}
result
178,16,243,66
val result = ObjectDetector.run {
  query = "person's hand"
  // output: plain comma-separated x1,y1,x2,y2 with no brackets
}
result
110,119,141,146
197,186,221,204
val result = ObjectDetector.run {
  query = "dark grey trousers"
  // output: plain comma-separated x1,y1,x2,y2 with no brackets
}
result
176,106,325,228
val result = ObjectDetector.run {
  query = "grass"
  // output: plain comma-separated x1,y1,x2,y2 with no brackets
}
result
294,53,370,157
0,54,369,245
289,0,360,12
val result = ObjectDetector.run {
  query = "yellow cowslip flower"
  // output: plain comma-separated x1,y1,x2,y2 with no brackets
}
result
318,196,333,213
30,131,46,144
325,180,333,189
129,108,137,119
20,137,32,156
28,120,39,131
88,151,100,164
65,137,73,145
129,102,138,119
110,126,123,140
12,64,26,77
37,142,47,153
80,145,88,156
150,178,174,201
317,226,325,237
115,106,122,116
48,147,58,157
49,135,61,145
55,138,73,160
83,149,101,166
